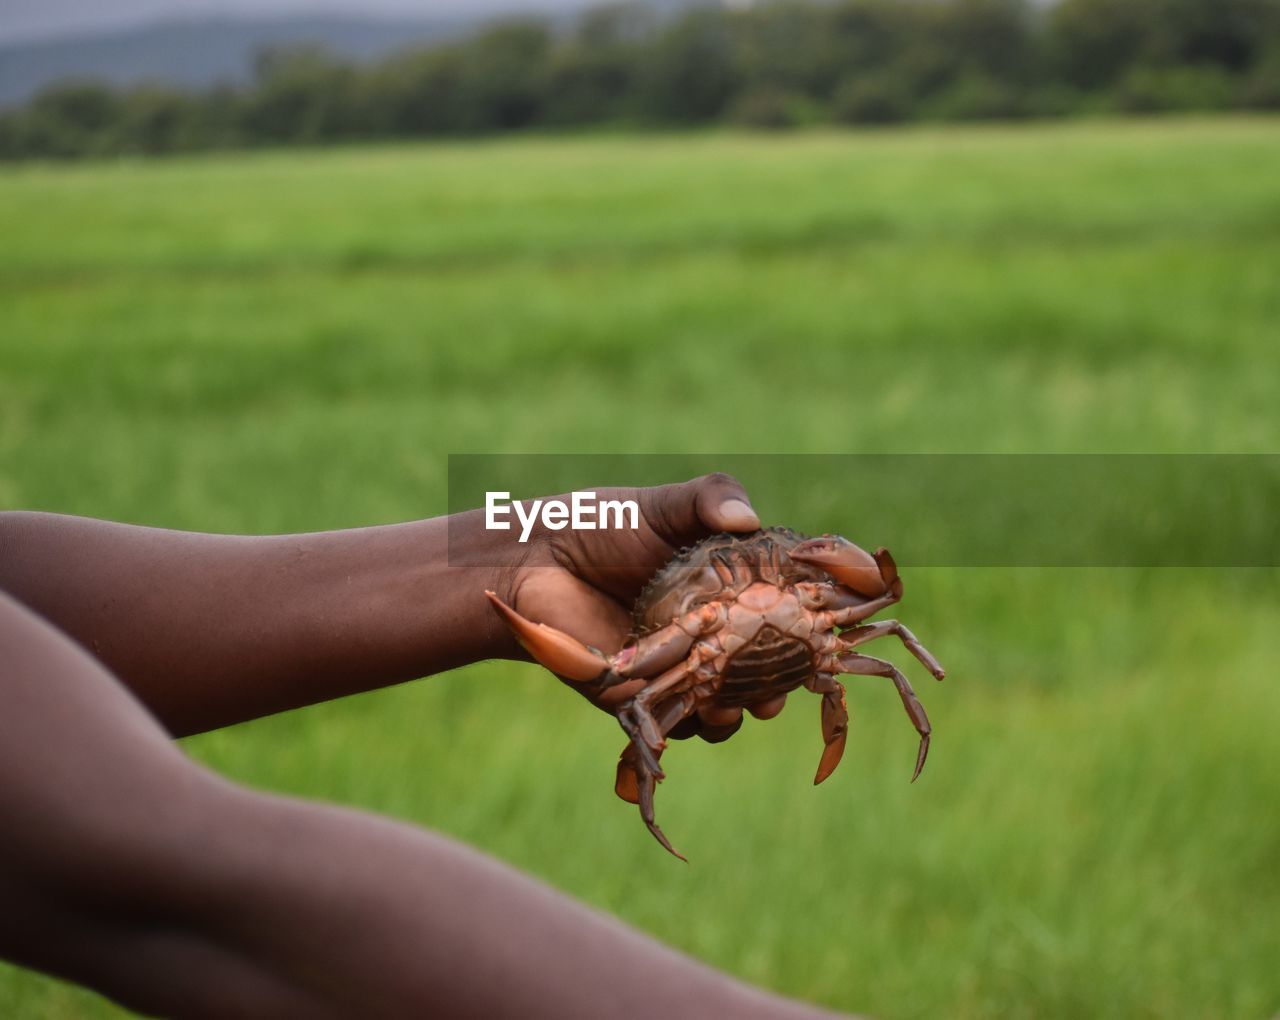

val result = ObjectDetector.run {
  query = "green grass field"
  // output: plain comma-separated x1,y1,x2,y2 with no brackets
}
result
1,118,1278,1018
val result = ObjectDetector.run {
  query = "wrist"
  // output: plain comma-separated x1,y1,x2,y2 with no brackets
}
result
437,508,531,663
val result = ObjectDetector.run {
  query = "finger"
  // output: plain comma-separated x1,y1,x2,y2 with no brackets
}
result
697,703,743,728
594,677,646,709
747,693,788,720
515,569,632,655
644,473,760,548
667,711,743,744
666,715,702,741
696,717,744,745
693,473,760,532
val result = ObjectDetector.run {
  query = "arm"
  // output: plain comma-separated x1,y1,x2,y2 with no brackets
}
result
0,509,510,735
0,590,842,1019
0,474,761,736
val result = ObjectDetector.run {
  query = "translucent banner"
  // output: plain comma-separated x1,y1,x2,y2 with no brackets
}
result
447,454,1279,567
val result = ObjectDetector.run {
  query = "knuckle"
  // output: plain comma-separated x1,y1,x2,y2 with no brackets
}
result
699,471,740,490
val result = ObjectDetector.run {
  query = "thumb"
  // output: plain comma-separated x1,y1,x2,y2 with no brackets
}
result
642,472,760,547
692,472,761,532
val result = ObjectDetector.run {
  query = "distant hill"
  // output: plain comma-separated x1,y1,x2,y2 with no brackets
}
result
0,2,714,109
0,16,480,108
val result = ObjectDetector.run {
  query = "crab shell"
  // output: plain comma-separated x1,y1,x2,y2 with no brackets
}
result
632,527,832,634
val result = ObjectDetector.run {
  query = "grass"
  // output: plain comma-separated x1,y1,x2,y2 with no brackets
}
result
1,117,1278,1018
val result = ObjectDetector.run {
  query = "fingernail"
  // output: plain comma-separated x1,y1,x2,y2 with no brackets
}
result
718,498,760,530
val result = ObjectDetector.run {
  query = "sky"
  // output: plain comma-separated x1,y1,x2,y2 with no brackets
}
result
0,0,595,43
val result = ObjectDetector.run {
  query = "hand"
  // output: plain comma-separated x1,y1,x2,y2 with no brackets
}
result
490,473,761,743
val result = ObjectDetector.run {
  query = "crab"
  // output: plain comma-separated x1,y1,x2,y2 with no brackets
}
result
485,527,946,859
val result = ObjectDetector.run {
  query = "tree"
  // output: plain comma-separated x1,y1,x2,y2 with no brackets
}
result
454,19,553,131
241,45,360,145
734,1,833,97
929,0,1037,85
1049,0,1280,89
540,3,652,126
366,47,470,137
115,87,200,154
1048,0,1155,89
636,9,741,123
17,81,122,157
832,70,915,124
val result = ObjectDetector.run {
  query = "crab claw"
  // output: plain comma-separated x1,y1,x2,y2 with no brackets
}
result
814,683,848,785
484,591,609,683
615,753,641,804
874,547,904,600
790,535,891,598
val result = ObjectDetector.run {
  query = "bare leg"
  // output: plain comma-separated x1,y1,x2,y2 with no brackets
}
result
830,651,934,782
838,621,946,680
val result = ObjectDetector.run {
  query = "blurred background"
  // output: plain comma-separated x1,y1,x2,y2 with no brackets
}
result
1,1,1278,1017
4,0,1280,150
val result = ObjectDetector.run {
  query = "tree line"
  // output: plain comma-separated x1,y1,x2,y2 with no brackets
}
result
2,0,1278,160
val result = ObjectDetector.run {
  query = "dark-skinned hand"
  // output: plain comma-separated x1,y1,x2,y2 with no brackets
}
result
492,473,762,743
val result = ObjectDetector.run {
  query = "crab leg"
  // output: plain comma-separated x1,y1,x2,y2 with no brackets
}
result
627,744,685,862
829,651,934,782
616,692,697,861
804,673,849,785
614,692,694,803
620,602,725,677
814,587,904,631
615,656,702,779
839,621,947,681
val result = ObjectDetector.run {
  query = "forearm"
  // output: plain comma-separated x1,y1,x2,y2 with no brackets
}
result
0,510,519,735
94,788,842,1020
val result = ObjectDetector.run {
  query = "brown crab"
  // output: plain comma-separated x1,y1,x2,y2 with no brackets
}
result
485,527,946,859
